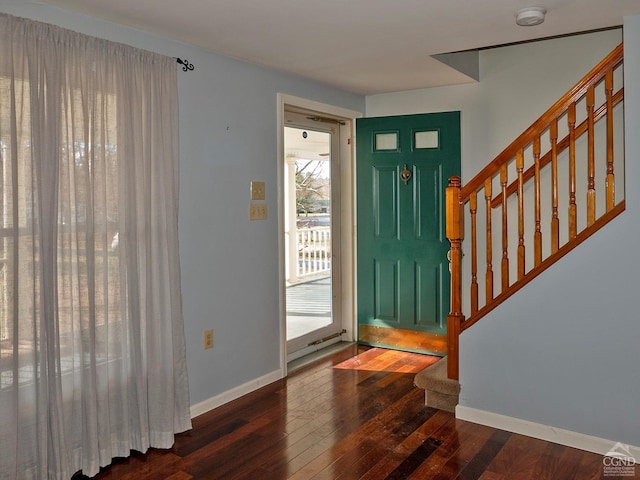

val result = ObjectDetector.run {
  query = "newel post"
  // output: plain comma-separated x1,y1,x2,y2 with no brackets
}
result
446,176,464,380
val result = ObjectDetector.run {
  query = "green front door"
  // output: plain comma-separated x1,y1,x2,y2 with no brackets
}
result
356,112,461,355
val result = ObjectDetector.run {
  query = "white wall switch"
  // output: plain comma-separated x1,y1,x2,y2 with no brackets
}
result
250,181,265,200
203,329,214,349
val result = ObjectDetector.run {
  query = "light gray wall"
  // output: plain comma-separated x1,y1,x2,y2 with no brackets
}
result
1,1,365,405
367,25,639,446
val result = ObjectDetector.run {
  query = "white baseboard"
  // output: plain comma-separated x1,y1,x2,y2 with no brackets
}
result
190,369,283,419
456,405,640,458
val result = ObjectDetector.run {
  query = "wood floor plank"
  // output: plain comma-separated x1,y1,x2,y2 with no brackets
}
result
477,472,504,480
574,448,607,480
426,421,500,480
457,429,512,479
327,395,439,479
359,410,454,480
530,441,566,480
385,436,443,479
498,434,548,478
483,432,540,475
163,472,193,480
226,359,421,479
285,375,424,479
542,444,586,480
75,345,610,480
402,416,466,479
178,416,274,467
87,451,183,480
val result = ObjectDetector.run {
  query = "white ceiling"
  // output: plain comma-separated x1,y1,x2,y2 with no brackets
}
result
37,0,640,95
285,127,331,161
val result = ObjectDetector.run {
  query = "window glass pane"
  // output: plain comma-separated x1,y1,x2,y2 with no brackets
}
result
375,132,398,151
415,130,439,149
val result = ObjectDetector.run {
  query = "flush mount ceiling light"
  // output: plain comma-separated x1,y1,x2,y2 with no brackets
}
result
515,7,547,26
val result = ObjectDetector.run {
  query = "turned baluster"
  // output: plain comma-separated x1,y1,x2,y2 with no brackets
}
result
485,178,494,303
516,149,525,280
587,85,596,226
500,165,509,292
550,119,560,254
568,102,577,239
470,191,478,314
534,136,542,266
605,69,615,211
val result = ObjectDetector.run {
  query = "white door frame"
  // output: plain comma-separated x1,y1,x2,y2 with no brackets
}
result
277,94,362,376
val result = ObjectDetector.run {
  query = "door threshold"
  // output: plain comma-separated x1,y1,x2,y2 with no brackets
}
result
287,341,355,374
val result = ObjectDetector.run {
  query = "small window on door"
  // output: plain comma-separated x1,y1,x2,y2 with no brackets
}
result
374,132,399,151
414,130,439,149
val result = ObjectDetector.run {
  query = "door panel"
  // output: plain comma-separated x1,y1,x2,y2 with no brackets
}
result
414,164,442,241
357,112,460,355
373,259,399,323
415,261,439,326
373,166,398,239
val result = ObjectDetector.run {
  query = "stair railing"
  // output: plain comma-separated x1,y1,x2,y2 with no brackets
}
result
446,44,625,380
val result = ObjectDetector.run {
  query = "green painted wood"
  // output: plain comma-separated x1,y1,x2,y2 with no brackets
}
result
356,112,461,351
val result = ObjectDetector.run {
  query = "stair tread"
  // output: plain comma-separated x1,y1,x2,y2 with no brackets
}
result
414,357,461,395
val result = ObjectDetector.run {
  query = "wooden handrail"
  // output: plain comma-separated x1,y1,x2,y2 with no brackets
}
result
460,43,623,200
489,89,624,209
445,43,625,381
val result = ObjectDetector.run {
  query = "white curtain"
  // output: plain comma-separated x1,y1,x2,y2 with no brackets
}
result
0,13,191,479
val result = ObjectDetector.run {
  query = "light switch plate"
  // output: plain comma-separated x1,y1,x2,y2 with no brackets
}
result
203,329,214,349
250,181,265,200
249,203,267,220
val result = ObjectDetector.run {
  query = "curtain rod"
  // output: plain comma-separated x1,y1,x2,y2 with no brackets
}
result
176,58,194,72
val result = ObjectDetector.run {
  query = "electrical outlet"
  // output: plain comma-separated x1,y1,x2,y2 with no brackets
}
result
250,181,265,200
249,203,268,220
203,329,214,349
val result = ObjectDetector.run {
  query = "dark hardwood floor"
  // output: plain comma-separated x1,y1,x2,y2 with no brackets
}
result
78,345,614,479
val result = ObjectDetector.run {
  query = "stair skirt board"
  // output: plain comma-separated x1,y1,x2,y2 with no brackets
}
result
456,405,640,458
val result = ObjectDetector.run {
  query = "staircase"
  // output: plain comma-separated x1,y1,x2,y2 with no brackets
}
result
414,357,460,412
415,43,625,407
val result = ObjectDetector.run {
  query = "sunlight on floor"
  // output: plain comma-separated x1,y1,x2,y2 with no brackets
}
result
333,347,440,374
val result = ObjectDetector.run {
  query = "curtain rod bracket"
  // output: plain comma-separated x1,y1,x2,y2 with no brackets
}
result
176,58,194,72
